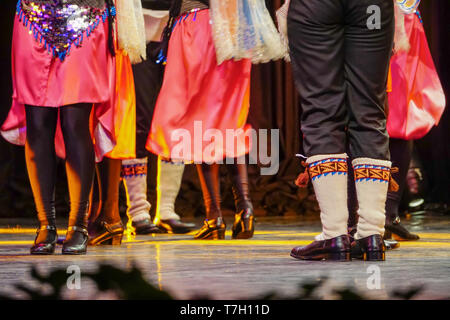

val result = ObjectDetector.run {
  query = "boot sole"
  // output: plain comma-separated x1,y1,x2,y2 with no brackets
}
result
363,251,385,261
61,251,87,255
290,251,351,262
30,251,55,255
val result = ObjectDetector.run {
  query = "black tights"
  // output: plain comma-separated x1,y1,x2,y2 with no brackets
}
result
196,160,253,220
25,104,95,229
385,138,413,223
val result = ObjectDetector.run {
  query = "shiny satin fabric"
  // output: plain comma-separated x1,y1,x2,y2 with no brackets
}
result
104,49,137,160
387,13,446,140
11,12,114,108
1,14,136,161
146,9,252,163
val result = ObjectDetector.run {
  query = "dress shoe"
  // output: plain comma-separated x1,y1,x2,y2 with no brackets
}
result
157,219,196,234
132,218,163,235
351,234,386,261
350,226,399,250
232,208,255,239
30,225,57,255
194,217,226,240
290,235,351,261
385,219,419,241
62,226,89,255
89,221,124,246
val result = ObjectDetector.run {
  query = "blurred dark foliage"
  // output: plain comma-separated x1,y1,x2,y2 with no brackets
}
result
0,264,433,301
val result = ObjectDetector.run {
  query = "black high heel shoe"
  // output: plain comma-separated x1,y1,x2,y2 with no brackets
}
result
30,225,58,255
62,226,89,255
232,208,255,239
89,221,124,246
385,218,420,241
194,217,226,240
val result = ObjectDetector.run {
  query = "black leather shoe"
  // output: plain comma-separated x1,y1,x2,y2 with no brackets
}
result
385,219,420,241
89,221,124,246
62,226,89,255
194,217,226,240
351,234,386,261
158,219,196,234
290,235,351,261
30,225,57,255
132,219,163,235
350,227,399,250
232,208,255,239
384,239,400,250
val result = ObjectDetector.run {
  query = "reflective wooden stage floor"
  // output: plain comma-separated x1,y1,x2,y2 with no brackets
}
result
0,212,449,300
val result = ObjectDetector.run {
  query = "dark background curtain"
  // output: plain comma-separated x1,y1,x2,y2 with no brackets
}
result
0,0,448,220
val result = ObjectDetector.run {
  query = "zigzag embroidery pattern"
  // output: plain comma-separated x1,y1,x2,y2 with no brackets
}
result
308,158,348,181
121,164,147,177
353,164,390,183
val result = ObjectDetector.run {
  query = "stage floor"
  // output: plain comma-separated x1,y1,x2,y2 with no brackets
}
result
0,212,449,300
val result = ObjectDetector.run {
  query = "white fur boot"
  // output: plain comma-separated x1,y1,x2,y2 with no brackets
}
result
122,158,152,222
352,158,392,240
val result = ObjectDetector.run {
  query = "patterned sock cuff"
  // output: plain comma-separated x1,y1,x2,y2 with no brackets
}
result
122,161,148,178
352,158,392,184
306,154,348,181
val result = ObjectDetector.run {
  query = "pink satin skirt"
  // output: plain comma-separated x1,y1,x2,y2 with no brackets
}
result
146,9,252,163
387,13,446,140
1,13,117,161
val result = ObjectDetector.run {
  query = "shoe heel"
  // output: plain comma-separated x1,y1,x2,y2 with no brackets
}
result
232,217,255,239
204,229,225,240
364,251,385,261
209,229,225,240
111,234,123,245
327,251,351,261
233,230,254,239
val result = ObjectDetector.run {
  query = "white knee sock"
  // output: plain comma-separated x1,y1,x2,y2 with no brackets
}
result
122,158,151,222
353,158,392,239
154,157,185,223
306,154,349,240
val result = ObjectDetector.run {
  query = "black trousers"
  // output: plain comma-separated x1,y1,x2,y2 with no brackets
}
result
288,0,394,159
132,42,165,158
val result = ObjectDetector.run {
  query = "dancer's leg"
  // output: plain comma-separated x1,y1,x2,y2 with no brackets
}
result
60,103,95,254
194,163,225,239
88,157,125,245
226,161,255,239
25,105,58,254
385,138,419,240
288,0,351,261
155,158,195,234
345,0,394,260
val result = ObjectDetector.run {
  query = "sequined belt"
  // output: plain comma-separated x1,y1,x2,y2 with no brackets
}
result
16,0,116,61
173,8,206,29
